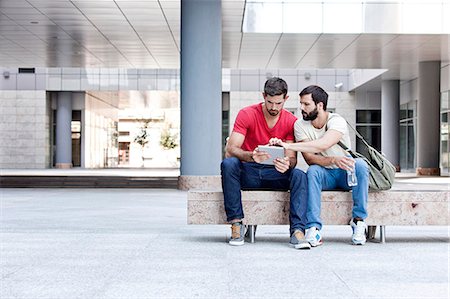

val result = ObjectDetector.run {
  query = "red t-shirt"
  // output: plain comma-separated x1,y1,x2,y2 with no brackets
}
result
232,103,297,152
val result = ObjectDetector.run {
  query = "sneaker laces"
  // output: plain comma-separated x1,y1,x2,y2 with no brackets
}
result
231,223,242,239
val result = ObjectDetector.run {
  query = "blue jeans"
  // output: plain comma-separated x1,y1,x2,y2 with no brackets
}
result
306,158,369,230
221,157,308,234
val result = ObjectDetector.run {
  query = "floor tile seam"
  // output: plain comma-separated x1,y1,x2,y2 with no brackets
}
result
330,268,360,298
1,267,26,281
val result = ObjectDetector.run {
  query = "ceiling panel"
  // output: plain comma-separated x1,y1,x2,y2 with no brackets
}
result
293,34,359,68
266,34,321,69
0,0,447,82
0,0,33,8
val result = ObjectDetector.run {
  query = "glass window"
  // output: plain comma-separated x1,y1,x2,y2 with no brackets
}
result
399,101,417,171
356,110,381,154
400,122,407,170
407,120,415,169
440,91,449,175
283,3,322,33
323,3,363,33
440,110,449,175
400,106,408,120
441,92,449,110
356,126,381,156
356,110,381,124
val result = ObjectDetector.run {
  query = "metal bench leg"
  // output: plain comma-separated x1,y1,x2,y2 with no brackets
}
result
379,225,386,243
367,225,377,240
245,225,257,243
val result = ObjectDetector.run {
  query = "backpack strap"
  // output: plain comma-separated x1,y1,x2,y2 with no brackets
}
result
343,119,371,148
325,113,351,153
326,113,371,149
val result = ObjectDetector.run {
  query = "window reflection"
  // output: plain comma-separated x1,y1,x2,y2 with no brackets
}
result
400,102,417,171
243,1,449,34
440,92,450,175
356,110,381,157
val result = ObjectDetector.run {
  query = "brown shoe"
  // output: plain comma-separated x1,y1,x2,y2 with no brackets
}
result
229,222,244,246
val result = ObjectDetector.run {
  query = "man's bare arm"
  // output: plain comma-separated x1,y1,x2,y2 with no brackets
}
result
302,150,355,171
270,129,343,154
225,132,254,162
287,129,343,153
302,152,335,167
284,140,297,168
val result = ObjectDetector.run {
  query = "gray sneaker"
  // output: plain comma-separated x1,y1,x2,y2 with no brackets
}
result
290,230,311,250
229,222,244,246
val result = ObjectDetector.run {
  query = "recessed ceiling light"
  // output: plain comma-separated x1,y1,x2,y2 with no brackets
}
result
30,21,39,24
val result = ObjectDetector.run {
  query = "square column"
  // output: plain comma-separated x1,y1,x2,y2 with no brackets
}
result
180,0,222,183
417,61,441,175
55,92,72,168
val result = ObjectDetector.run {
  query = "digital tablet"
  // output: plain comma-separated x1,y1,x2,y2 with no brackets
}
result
257,145,285,165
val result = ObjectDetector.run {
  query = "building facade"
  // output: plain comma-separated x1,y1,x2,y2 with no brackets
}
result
0,0,448,177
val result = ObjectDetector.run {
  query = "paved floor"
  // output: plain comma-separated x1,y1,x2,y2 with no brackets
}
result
0,188,449,299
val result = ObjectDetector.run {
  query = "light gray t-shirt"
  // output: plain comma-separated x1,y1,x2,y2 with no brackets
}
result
294,113,351,169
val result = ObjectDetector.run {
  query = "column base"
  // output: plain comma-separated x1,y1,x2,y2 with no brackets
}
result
178,175,221,190
55,163,72,169
416,167,440,176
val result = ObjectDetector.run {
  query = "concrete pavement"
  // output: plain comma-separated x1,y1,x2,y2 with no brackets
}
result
0,188,449,299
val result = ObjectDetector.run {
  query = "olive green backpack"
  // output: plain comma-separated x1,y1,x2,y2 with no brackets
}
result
337,123,396,191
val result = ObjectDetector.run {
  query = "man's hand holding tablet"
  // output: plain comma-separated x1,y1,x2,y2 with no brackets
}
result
254,145,285,165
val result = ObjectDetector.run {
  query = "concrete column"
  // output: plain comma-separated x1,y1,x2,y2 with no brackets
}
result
55,92,72,168
381,80,400,171
417,61,441,175
179,0,222,188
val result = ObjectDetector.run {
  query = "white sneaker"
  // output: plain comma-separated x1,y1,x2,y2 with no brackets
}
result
350,219,367,245
305,227,323,247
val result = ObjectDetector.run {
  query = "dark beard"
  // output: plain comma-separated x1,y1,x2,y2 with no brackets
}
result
302,108,318,121
268,109,279,116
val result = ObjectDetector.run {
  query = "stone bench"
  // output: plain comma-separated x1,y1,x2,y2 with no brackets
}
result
187,189,449,243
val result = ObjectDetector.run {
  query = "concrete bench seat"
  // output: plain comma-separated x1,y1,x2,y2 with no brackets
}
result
187,189,449,243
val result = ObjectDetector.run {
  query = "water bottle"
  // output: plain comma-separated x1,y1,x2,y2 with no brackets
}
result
346,156,358,187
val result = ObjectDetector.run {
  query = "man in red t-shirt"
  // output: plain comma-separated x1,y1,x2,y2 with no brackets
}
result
221,77,309,249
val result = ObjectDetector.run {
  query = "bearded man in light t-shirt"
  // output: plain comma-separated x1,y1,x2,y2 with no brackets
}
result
270,85,369,249
221,77,309,248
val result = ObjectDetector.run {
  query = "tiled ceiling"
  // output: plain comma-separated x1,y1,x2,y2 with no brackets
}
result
0,0,448,81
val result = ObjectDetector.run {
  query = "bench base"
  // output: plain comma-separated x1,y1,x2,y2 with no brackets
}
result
243,224,386,244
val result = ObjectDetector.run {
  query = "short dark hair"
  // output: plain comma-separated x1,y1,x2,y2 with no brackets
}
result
299,85,328,111
264,77,288,98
